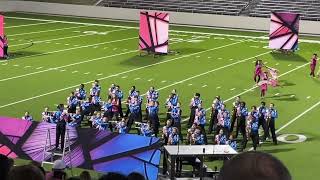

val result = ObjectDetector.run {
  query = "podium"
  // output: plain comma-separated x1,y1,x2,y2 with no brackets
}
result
163,145,238,180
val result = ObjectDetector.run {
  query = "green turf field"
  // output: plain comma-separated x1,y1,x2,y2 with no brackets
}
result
1,12,320,179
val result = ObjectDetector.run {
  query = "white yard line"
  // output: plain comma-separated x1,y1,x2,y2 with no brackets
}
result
7,16,320,44
8,25,88,37
10,28,128,47
0,41,244,108
248,99,320,151
7,36,136,61
181,62,309,122
275,100,320,133
6,21,57,28
0,35,228,82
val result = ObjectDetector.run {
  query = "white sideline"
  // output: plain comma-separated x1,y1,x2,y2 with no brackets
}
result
7,16,320,44
10,28,129,47
0,35,212,82
8,25,89,37
0,41,243,109
181,62,309,122
6,21,57,28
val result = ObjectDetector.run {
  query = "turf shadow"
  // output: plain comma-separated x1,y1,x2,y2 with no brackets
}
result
119,48,206,67
9,51,44,60
279,80,296,87
270,53,308,62
268,93,298,101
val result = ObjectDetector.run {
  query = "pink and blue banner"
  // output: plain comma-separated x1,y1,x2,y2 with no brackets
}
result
139,11,169,54
269,12,300,50
0,15,4,58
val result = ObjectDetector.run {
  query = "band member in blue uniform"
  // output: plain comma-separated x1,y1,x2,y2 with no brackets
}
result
230,96,241,133
264,103,278,145
188,93,202,127
208,96,223,134
67,92,78,113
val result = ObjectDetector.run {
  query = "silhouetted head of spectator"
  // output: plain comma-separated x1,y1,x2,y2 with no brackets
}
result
127,172,145,180
30,161,46,177
99,172,127,180
0,154,13,180
80,170,91,180
7,164,45,180
218,151,291,180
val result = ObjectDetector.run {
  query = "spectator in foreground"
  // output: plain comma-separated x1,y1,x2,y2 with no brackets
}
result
80,171,91,180
127,172,145,180
218,151,291,180
46,160,67,180
7,164,45,180
99,172,127,180
0,154,13,180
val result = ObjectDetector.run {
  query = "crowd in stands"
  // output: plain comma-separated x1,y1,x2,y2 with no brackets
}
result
22,79,278,152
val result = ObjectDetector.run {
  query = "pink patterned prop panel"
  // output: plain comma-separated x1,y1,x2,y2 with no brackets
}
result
139,11,169,54
0,15,3,58
269,12,300,50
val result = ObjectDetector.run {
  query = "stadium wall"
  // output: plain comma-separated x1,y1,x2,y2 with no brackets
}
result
1,1,320,35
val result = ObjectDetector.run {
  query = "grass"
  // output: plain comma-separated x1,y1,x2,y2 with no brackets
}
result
1,12,320,179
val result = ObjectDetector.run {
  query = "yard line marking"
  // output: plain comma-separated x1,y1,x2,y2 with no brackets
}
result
249,99,320,151
13,64,20,67
6,21,56,28
7,16,136,29
11,28,128,47
230,88,236,91
134,78,141,81
71,71,78,74
60,69,66,72
96,73,103,76
35,67,43,70
161,80,167,83
288,64,292,67
0,41,245,107
216,86,221,89
24,66,32,68
10,36,136,61
121,76,128,79
7,16,320,44
148,79,154,82
84,72,90,75
208,57,212,59
306,96,311,99
290,94,295,98
2,63,8,65
275,63,279,65
218,58,222,60
65,44,70,46
276,100,320,133
275,93,280,96
202,85,207,88
55,43,61,45
188,84,193,86
181,62,309,122
8,25,88,37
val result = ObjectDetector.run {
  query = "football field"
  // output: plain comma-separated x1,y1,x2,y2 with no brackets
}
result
1,12,320,179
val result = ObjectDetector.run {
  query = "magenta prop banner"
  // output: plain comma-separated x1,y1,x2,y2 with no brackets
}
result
139,11,169,54
0,15,3,58
269,12,300,50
